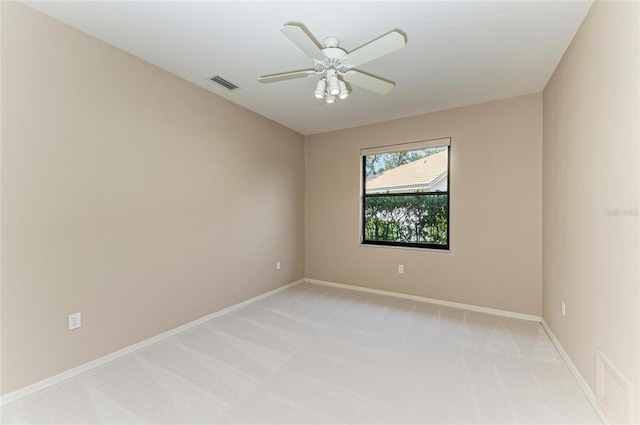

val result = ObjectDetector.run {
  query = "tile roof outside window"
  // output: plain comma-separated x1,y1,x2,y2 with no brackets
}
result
365,150,448,194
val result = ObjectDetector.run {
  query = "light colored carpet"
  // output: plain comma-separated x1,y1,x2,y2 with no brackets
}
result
1,282,602,424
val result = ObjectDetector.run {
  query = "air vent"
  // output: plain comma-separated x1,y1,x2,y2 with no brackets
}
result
208,75,239,91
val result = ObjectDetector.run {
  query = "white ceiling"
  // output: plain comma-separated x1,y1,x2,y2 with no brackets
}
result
24,1,593,136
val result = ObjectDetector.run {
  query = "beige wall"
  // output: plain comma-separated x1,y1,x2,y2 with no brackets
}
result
0,2,305,395
305,94,543,316
542,1,639,423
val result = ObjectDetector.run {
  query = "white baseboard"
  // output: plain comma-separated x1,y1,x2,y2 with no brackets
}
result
305,278,542,322
0,279,305,407
541,319,610,424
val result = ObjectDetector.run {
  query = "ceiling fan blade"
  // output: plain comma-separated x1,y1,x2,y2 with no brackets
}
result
343,31,406,67
343,70,395,95
258,70,316,83
281,24,325,61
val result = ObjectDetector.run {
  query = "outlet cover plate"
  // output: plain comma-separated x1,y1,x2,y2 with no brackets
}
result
68,312,81,330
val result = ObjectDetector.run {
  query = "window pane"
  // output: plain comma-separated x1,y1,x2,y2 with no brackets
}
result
363,194,448,246
365,147,448,194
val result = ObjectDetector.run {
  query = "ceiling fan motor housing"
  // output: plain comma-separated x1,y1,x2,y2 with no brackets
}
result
314,46,349,74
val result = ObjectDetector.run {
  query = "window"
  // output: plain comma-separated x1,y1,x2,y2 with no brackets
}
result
361,138,450,250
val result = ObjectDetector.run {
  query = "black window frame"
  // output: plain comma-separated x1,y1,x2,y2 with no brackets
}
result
360,144,450,251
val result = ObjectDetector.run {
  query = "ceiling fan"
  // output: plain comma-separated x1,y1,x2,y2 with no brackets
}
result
258,24,406,103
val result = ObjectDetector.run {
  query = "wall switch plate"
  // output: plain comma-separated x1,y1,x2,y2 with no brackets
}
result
561,301,566,317
68,312,81,330
276,261,281,270
398,264,404,274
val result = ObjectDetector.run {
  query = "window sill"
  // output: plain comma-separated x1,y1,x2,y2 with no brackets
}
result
360,242,450,253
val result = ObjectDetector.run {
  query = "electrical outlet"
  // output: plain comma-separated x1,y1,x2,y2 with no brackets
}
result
68,312,81,330
276,261,281,270
561,301,566,317
398,264,404,274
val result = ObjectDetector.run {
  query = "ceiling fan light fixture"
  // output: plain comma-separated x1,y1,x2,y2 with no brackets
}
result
325,94,336,104
326,69,341,96
328,80,340,96
313,79,326,99
338,80,349,100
